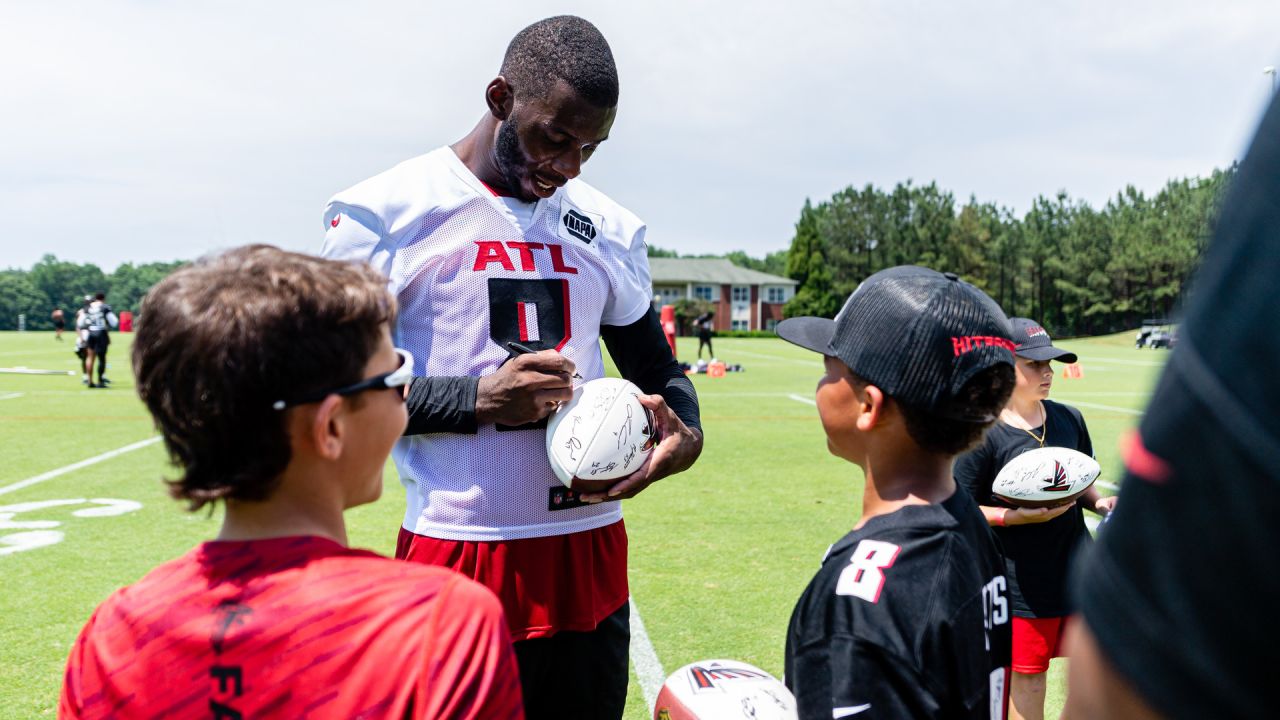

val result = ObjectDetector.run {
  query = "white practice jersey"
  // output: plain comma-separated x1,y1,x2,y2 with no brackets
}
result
322,147,653,541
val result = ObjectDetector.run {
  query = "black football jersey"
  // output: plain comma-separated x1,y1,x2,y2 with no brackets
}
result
785,487,1012,719
954,399,1094,617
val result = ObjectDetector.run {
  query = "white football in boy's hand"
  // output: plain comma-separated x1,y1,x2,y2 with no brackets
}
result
992,447,1101,508
653,659,798,720
546,378,657,493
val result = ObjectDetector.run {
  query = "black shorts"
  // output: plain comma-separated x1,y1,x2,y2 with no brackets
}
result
86,331,109,355
54,320,65,330
512,601,629,720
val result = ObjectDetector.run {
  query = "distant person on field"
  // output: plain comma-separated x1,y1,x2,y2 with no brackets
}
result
77,293,117,388
1065,94,1280,720
954,318,1115,720
695,311,714,358
51,307,65,341
59,246,524,719
777,266,1015,719
73,297,90,381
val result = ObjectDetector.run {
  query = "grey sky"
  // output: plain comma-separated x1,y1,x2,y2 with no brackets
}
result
4,0,1278,271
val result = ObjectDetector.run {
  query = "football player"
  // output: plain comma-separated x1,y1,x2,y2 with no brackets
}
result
321,16,703,720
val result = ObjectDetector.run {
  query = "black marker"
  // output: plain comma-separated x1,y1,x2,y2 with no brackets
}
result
506,342,583,380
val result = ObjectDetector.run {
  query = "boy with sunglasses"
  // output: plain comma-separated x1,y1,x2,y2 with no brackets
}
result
60,246,523,719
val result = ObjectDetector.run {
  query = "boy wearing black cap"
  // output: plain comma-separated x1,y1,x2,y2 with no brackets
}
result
954,318,1115,720
777,266,1016,719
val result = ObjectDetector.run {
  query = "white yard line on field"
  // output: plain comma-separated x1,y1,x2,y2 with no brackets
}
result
786,393,1145,417
629,597,666,715
0,389,90,396
0,437,162,497
723,348,823,367
1080,357,1166,368
0,349,72,357
695,391,810,398
0,392,23,401
1096,481,1119,492
1064,401,1143,416
1086,517,1100,532
1054,391,1147,397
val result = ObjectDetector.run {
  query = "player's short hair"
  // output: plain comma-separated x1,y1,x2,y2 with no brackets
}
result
132,245,395,511
500,15,619,108
853,364,1016,455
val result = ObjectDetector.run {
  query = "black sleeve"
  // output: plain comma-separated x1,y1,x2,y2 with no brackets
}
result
402,376,479,436
1067,404,1094,457
601,308,702,434
953,439,993,504
1075,94,1280,720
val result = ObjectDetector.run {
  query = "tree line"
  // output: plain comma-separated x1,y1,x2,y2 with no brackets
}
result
0,255,185,331
782,169,1234,335
4,169,1231,336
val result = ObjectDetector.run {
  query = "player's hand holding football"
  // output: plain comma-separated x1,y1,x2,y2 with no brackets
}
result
578,393,703,503
1003,501,1076,525
476,350,576,426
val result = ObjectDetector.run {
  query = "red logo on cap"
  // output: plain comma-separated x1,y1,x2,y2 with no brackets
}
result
330,215,341,228
951,336,1016,356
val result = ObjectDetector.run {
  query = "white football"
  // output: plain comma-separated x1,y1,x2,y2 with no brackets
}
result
653,659,797,720
991,446,1101,508
545,378,657,493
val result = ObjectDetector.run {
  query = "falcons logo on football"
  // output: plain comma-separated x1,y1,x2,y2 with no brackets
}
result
1042,460,1072,492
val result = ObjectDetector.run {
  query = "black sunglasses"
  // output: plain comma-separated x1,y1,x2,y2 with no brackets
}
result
272,348,414,411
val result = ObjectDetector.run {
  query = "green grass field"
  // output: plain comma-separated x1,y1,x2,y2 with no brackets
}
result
0,330,1165,718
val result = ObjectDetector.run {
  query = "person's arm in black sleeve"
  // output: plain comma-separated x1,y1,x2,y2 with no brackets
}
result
402,376,480,435
400,353,578,436
1070,405,1114,516
600,307,701,433
577,308,703,502
1073,405,1095,458
953,443,992,504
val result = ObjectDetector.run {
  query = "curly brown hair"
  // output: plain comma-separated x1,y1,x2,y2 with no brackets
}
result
898,364,1016,455
132,245,395,510
848,364,1016,456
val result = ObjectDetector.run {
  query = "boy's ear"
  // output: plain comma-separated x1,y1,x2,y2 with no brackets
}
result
305,395,347,461
855,384,887,432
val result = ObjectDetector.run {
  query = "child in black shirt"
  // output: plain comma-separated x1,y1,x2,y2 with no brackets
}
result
954,318,1115,720
777,266,1017,719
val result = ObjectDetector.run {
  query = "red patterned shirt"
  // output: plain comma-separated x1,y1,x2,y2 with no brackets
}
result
60,536,523,719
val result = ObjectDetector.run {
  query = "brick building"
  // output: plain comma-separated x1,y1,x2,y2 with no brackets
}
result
648,258,798,332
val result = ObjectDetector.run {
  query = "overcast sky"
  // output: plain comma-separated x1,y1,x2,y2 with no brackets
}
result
4,0,1279,271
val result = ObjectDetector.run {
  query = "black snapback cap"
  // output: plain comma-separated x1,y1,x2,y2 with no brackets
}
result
1009,317,1078,363
776,265,1016,421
